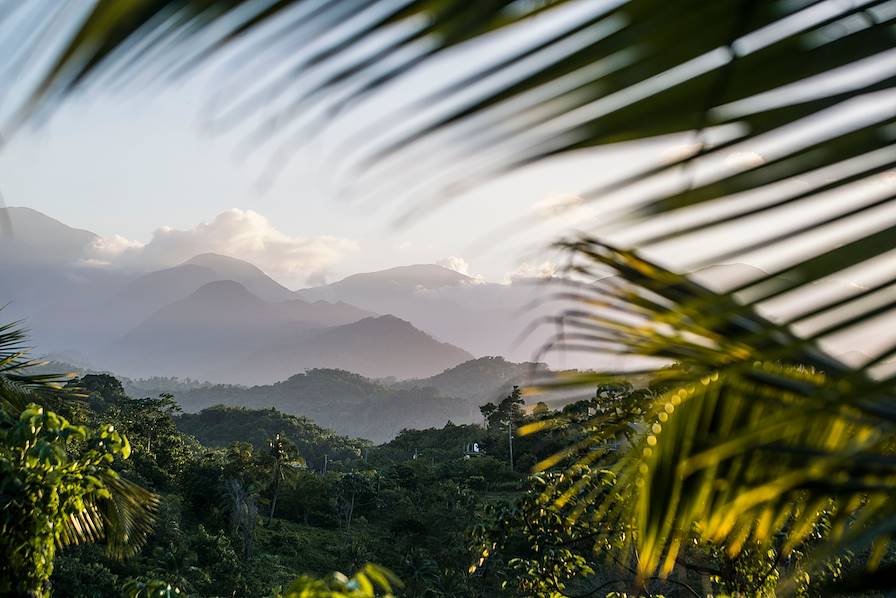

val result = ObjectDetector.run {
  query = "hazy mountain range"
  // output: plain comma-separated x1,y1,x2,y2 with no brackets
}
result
3,206,876,386
128,356,547,441
0,207,551,383
25,355,549,441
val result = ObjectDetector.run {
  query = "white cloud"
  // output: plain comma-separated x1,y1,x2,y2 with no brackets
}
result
86,234,144,265
436,256,485,283
436,256,471,276
110,209,358,286
504,261,558,283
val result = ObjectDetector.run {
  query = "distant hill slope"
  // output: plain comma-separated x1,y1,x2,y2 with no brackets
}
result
395,356,550,404
112,263,221,320
106,280,294,377
301,264,472,299
0,206,99,265
184,253,295,301
279,299,374,327
110,252,299,325
169,368,477,442
135,357,559,441
215,314,474,384
107,282,469,384
296,264,550,362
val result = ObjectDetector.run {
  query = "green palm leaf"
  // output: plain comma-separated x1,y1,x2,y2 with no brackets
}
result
0,318,76,413
528,242,896,581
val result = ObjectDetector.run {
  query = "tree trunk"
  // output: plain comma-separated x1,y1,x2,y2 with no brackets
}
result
268,472,280,524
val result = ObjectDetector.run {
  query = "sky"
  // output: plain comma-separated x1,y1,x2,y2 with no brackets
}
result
0,0,643,289
0,85,645,287
1,0,894,292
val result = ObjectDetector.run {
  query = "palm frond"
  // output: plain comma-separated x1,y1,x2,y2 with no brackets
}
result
90,473,161,559
0,319,76,413
528,241,896,580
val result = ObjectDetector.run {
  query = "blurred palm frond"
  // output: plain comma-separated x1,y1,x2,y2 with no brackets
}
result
530,240,896,580
0,319,76,412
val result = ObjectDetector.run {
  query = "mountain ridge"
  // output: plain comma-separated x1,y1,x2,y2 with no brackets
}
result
106,281,470,384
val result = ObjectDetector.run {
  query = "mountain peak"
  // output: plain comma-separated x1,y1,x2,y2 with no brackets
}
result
181,252,294,301
306,263,471,295
365,263,471,285
189,279,261,303
0,206,99,265
184,252,263,273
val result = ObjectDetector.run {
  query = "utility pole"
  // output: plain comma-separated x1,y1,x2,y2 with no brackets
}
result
508,418,514,471
322,454,328,475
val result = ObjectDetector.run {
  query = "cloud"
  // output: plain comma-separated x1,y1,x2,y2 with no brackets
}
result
436,256,471,276
436,256,485,283
105,209,358,286
84,234,143,266
504,261,558,283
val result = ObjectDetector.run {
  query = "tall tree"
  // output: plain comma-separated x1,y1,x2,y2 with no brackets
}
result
266,433,305,524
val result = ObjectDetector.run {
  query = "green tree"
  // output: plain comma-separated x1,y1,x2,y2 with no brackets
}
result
0,405,155,596
266,433,305,523
121,579,182,598
485,386,525,429
0,323,157,597
273,564,400,598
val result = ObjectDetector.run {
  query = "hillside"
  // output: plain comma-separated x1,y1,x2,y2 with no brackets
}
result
296,263,570,365
0,206,100,265
184,253,295,301
166,368,477,442
218,314,473,384
175,405,368,471
105,281,393,382
395,356,550,403
105,280,308,377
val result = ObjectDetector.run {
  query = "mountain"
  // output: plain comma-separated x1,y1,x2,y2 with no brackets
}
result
297,264,558,363
184,253,295,301
307,264,473,299
166,368,478,442
111,252,296,322
98,253,371,356
105,280,296,377
109,263,221,324
107,282,465,383
0,206,100,266
0,208,136,352
394,356,550,404
279,299,374,327
216,314,474,384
